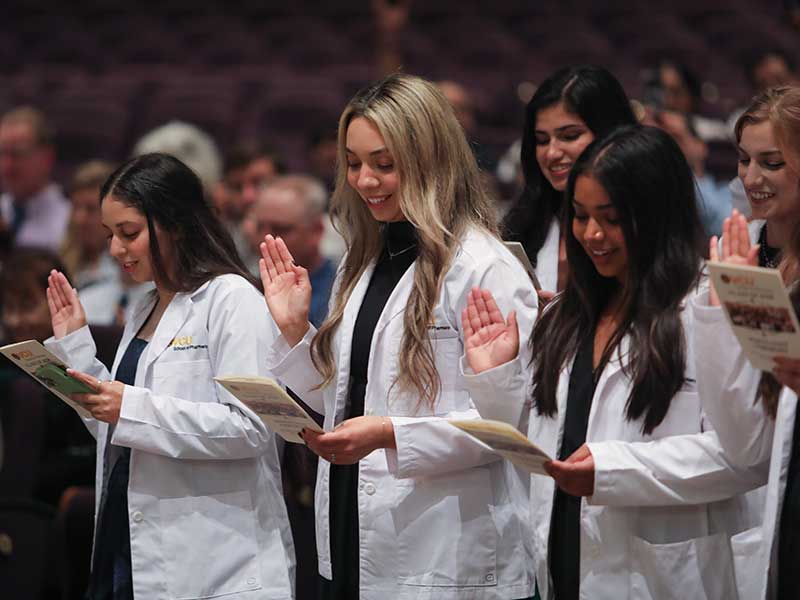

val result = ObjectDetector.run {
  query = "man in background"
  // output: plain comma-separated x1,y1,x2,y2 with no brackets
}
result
242,174,335,327
0,106,69,253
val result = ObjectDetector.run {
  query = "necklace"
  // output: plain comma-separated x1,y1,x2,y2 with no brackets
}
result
758,225,781,268
386,242,417,259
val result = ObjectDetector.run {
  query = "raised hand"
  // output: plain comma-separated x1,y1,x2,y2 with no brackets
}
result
46,270,87,339
461,287,519,375
259,235,312,346
544,443,595,497
708,210,759,306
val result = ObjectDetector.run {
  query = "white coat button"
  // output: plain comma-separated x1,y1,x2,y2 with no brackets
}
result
246,577,257,586
365,408,373,415
485,573,495,582
132,511,143,523
364,483,376,495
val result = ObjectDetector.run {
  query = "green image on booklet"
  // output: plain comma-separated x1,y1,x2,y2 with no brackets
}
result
33,363,95,395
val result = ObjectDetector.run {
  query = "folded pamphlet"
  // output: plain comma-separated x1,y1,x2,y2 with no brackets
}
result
504,241,542,291
0,339,93,418
708,261,800,371
215,375,324,443
449,418,552,476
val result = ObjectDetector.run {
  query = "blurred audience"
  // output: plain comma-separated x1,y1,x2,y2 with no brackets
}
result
0,106,69,254
61,161,123,326
239,141,287,216
242,174,335,327
0,249,95,505
307,127,339,193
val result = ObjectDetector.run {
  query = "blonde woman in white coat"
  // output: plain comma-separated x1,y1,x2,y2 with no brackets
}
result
259,74,538,600
45,154,295,600
462,125,763,600
694,86,800,600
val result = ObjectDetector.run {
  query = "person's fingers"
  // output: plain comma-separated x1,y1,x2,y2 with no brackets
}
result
507,310,518,338
66,368,102,391
729,213,740,257
736,213,751,256
292,264,311,288
46,286,59,317
482,289,506,326
747,244,759,266
462,307,475,339
52,272,71,310
265,236,286,276
467,290,483,333
473,288,492,328
275,237,298,272
258,256,272,287
260,241,279,282
721,217,731,259
708,236,719,262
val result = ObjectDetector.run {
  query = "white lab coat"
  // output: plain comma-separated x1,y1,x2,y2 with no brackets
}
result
267,227,539,600
46,274,295,600
693,291,794,599
464,287,765,600
534,217,560,294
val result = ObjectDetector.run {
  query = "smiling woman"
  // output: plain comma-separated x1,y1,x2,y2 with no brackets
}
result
502,65,637,294
43,153,295,600
258,73,538,600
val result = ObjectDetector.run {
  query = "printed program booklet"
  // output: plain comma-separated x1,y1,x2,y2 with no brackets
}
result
504,241,542,291
449,418,552,476
708,261,800,371
0,340,93,418
215,376,324,443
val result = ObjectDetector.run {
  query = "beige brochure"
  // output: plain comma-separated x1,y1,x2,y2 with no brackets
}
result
504,241,542,291
449,418,552,476
0,339,93,418
708,261,800,371
215,375,324,443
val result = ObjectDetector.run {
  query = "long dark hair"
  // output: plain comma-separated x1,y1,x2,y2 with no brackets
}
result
530,125,704,435
100,153,259,292
503,65,637,266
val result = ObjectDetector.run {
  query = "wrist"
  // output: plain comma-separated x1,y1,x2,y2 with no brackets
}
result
381,417,396,449
283,322,310,347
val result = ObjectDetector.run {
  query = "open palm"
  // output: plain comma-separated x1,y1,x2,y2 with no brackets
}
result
259,235,312,345
461,287,519,375
46,270,87,339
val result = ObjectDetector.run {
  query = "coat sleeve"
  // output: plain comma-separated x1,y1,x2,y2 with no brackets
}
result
110,281,279,460
387,244,539,478
265,326,326,415
588,429,769,506
45,325,113,439
691,291,776,467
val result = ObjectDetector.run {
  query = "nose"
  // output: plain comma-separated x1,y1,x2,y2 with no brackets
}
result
357,165,380,190
546,139,565,162
584,218,604,242
108,234,124,259
742,161,762,188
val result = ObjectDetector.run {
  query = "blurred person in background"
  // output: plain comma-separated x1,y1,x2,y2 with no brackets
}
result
646,58,729,142
62,160,125,325
307,127,339,193
0,106,70,254
653,110,732,238
0,249,95,505
132,120,223,194
242,175,335,328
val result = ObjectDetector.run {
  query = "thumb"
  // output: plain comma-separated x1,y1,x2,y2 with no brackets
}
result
507,310,519,343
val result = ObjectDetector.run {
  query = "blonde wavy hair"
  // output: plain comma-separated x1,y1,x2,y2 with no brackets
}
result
736,86,800,418
310,73,498,409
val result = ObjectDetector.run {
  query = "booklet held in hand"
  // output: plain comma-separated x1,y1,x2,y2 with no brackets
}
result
449,418,552,476
708,261,800,372
215,375,324,443
0,340,93,417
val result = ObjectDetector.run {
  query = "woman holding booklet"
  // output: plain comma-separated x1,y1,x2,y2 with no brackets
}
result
461,125,764,600
44,153,295,600
692,86,800,599
259,73,538,600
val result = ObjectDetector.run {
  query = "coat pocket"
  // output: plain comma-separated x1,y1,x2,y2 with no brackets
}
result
629,532,738,600
159,491,261,599
152,359,214,403
731,525,765,600
394,466,497,588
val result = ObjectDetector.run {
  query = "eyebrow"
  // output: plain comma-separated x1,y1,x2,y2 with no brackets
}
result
345,147,389,156
737,146,783,157
536,124,586,135
573,199,614,210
